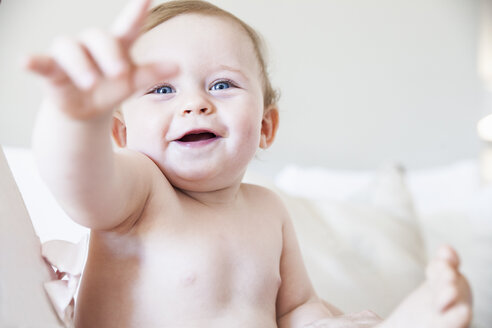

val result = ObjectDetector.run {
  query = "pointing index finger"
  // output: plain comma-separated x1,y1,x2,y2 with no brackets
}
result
111,0,151,49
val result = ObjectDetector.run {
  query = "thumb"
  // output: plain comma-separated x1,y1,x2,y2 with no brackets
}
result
132,62,179,93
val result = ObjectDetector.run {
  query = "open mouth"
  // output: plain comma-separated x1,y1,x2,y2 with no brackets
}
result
178,132,217,142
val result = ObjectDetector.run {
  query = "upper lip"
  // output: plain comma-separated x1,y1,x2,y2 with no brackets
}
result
172,128,221,142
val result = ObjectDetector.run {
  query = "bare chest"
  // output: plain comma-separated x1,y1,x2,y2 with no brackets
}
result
76,199,283,326
137,204,283,303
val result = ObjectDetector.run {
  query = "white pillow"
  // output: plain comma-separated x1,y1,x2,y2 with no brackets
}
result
275,164,373,201
269,164,427,316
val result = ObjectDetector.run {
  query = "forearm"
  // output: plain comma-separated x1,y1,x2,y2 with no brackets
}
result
33,100,119,223
26,0,170,229
278,302,383,328
277,298,337,328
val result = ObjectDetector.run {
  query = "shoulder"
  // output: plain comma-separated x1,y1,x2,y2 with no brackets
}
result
240,183,281,201
240,183,290,223
107,148,176,232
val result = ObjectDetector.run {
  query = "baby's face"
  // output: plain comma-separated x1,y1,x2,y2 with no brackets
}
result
119,14,266,192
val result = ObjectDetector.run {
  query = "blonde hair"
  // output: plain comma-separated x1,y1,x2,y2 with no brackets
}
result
143,0,279,107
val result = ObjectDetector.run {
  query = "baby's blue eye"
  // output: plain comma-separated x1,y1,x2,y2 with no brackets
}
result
153,85,174,94
211,81,231,91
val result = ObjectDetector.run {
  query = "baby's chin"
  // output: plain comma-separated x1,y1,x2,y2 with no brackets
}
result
164,167,247,194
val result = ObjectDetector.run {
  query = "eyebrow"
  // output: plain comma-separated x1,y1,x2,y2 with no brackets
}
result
216,64,249,80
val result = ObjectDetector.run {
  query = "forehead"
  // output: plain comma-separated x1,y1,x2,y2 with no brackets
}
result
132,14,259,74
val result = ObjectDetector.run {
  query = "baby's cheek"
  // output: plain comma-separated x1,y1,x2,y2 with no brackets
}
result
125,120,169,165
243,120,262,149
227,124,259,167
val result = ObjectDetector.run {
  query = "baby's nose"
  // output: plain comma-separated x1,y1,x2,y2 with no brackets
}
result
182,106,213,115
180,91,216,116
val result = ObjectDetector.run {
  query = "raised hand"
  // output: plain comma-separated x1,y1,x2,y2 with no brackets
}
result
24,0,176,121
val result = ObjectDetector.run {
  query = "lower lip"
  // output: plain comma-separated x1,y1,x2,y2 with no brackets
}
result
174,137,221,148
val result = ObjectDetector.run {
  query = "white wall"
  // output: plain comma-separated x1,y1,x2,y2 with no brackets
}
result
0,0,487,171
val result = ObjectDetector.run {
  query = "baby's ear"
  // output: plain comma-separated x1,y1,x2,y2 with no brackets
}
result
260,105,279,149
112,110,127,148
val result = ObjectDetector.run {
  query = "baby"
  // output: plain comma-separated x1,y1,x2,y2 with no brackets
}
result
26,0,472,327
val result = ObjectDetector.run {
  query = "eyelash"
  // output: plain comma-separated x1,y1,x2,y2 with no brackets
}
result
147,84,174,95
147,79,238,95
210,79,237,90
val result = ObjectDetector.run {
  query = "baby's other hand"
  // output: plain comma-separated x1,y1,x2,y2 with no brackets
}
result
377,245,472,328
24,0,176,121
425,245,473,326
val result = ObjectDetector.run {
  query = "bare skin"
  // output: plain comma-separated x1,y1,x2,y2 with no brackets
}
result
26,0,473,327
76,181,286,327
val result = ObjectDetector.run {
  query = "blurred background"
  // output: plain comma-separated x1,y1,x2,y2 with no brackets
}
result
0,0,490,172
1,2,491,326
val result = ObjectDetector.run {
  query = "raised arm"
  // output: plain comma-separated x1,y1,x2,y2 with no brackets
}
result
26,0,176,230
